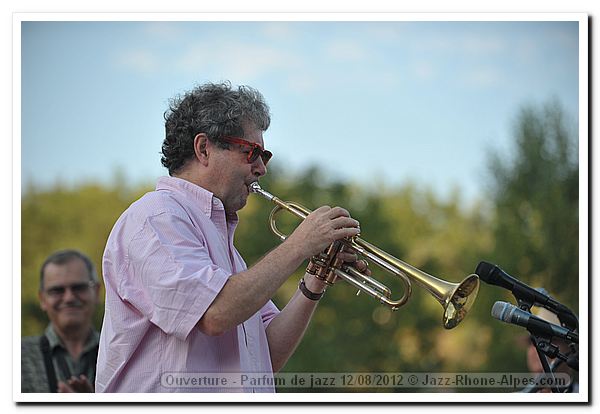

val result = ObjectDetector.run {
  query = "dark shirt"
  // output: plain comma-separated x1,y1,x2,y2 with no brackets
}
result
21,324,99,392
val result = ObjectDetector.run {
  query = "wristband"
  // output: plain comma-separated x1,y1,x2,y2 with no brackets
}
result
298,278,324,301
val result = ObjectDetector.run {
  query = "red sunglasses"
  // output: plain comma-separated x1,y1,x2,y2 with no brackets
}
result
220,137,273,165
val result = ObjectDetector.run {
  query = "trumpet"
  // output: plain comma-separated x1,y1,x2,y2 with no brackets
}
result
249,182,479,329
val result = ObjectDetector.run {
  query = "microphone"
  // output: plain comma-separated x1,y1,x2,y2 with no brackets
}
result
476,261,578,329
491,301,578,343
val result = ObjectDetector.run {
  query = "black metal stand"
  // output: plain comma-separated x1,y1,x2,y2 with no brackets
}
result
518,298,579,393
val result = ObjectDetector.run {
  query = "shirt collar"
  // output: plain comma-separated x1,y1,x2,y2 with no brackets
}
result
156,176,239,224
45,324,99,354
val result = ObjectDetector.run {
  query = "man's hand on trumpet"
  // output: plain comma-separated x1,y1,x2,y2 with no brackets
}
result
303,249,372,295
285,206,361,259
335,250,371,280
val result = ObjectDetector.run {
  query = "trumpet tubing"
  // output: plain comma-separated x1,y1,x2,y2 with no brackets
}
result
249,182,479,329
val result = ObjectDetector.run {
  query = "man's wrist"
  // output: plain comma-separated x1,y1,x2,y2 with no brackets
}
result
299,275,326,301
302,273,327,293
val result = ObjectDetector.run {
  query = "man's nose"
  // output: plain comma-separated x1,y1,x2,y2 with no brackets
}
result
252,157,267,177
61,286,79,302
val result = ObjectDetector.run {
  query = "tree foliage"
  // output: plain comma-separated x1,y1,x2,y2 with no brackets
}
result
486,99,579,309
478,99,580,377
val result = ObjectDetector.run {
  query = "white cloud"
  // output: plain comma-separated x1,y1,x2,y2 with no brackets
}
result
461,36,506,55
366,24,407,43
324,39,371,61
463,67,503,87
413,61,436,80
177,40,303,80
284,73,318,93
142,22,187,42
551,26,579,50
116,49,161,74
406,31,506,58
116,38,305,82
261,22,298,41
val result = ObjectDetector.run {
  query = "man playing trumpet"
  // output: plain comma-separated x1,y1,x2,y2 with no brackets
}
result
95,81,365,392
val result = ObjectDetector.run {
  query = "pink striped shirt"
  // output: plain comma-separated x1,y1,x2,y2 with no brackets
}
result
96,176,280,392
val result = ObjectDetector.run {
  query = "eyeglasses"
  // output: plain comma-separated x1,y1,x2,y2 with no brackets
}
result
44,281,96,298
220,137,273,165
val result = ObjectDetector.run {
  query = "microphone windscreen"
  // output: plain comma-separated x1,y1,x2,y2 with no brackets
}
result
475,261,497,283
491,301,514,323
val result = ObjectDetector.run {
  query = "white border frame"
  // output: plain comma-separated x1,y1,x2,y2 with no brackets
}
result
13,12,589,404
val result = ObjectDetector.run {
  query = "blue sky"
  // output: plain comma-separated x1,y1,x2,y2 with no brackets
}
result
20,18,581,204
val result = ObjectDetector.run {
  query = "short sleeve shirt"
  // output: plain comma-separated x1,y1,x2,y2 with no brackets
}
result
95,176,280,392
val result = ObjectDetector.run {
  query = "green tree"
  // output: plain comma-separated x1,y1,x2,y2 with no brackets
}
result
486,99,579,309
21,180,153,336
479,99,579,375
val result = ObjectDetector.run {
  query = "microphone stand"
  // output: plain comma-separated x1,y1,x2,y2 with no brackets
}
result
517,298,579,393
521,353,563,393
528,335,562,393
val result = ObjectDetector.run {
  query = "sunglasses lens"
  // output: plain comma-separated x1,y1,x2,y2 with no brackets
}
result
248,148,261,163
72,283,90,294
47,287,65,296
248,147,272,165
261,151,272,165
45,283,92,297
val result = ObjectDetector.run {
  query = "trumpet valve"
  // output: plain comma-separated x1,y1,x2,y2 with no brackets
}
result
306,256,335,285
305,259,321,276
325,269,338,285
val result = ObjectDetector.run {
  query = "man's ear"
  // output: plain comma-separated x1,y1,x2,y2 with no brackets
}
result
38,290,48,313
193,133,210,166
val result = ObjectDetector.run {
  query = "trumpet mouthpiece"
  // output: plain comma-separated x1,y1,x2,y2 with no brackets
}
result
249,182,262,193
249,181,275,201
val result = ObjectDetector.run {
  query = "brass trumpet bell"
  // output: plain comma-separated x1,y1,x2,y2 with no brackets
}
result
249,182,479,329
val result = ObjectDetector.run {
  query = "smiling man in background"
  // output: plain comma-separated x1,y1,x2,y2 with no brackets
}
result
21,249,100,393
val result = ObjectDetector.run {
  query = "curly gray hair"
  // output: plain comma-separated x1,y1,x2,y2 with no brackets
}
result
161,81,271,175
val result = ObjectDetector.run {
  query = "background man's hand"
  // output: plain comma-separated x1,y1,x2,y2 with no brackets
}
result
57,375,94,393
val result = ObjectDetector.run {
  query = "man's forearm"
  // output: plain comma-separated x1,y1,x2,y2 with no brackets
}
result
265,273,327,372
196,241,306,336
197,204,360,336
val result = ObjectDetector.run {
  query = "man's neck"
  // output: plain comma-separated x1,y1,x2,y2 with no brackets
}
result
173,164,222,200
173,167,205,189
